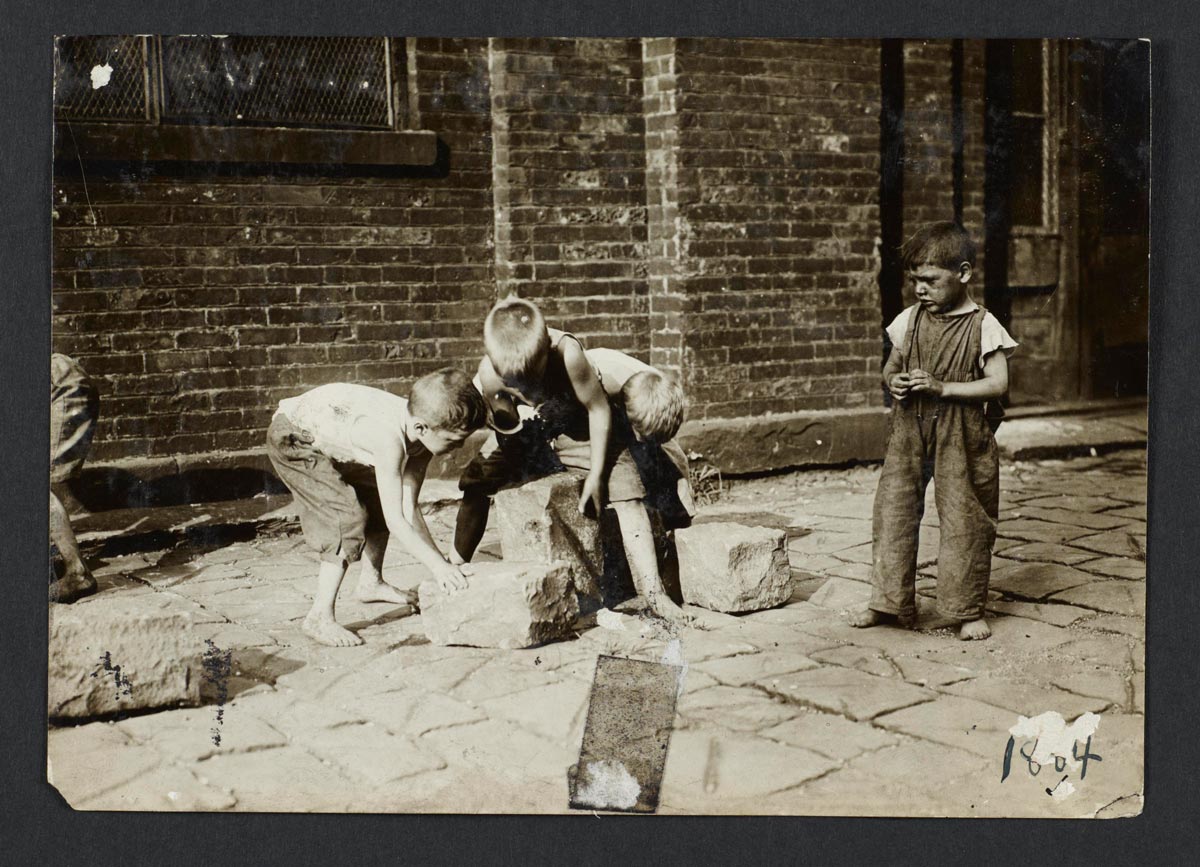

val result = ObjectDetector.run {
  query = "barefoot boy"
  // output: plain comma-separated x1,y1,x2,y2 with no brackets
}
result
452,297,687,620
586,347,696,618
851,222,1017,640
49,353,100,603
267,368,487,646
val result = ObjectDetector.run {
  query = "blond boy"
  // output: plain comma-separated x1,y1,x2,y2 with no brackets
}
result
267,368,487,646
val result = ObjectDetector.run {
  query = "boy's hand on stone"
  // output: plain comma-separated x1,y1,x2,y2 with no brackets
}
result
579,473,604,518
432,561,469,593
908,369,944,396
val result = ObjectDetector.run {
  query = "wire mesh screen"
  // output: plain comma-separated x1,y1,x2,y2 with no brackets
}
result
160,36,393,129
54,36,150,122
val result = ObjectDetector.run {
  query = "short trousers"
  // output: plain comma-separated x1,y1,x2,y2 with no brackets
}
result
266,413,385,565
459,410,696,529
50,355,99,484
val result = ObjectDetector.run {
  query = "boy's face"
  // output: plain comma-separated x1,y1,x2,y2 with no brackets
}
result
417,426,472,456
908,261,971,313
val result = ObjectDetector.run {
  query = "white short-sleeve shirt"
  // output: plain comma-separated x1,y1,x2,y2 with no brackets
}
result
275,383,410,467
886,302,1019,371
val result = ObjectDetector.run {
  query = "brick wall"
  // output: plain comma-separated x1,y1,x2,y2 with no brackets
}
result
52,38,495,464
488,38,650,356
665,38,884,419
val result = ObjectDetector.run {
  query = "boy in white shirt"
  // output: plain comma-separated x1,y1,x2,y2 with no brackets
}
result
267,368,487,646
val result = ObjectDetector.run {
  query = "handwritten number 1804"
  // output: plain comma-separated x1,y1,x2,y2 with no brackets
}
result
1001,735,1102,785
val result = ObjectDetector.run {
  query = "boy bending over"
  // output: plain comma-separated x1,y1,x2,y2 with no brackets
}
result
267,368,487,647
852,222,1017,641
452,297,688,620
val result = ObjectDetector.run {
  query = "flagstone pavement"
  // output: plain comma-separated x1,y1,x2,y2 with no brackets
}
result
48,448,1146,817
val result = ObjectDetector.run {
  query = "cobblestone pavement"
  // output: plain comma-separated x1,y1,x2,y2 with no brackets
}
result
48,449,1146,817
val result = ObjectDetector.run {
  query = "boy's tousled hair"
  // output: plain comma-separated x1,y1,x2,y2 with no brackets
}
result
409,367,488,432
899,221,977,271
483,296,551,380
623,371,686,442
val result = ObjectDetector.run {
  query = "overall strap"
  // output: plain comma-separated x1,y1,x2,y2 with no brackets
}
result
900,305,923,373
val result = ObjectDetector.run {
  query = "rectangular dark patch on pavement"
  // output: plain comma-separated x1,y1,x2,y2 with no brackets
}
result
568,654,680,814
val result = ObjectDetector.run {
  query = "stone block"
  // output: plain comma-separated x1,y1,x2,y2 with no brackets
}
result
48,594,204,720
675,522,792,613
495,473,603,599
418,560,578,649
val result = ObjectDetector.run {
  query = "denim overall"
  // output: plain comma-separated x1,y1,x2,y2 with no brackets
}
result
869,306,999,621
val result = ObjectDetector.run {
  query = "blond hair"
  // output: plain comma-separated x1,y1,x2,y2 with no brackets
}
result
623,371,685,442
483,297,551,380
409,368,488,432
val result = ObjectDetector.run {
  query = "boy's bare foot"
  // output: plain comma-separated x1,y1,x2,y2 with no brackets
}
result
647,593,703,628
49,571,97,604
849,608,915,629
354,575,416,607
958,618,991,641
302,612,364,647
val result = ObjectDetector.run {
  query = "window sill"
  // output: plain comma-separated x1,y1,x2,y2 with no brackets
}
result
54,122,438,167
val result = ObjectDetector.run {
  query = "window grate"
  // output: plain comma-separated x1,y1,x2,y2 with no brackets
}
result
54,35,399,131
54,36,150,122
159,36,393,129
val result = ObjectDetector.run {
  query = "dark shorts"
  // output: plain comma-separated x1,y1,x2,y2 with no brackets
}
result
266,413,385,565
50,355,99,484
459,410,695,529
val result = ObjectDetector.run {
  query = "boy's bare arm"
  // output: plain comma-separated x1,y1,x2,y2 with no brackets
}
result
562,338,611,516
909,350,1009,402
882,345,911,399
400,449,441,552
353,420,467,590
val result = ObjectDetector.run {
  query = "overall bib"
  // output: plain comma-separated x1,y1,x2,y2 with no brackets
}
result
869,306,999,621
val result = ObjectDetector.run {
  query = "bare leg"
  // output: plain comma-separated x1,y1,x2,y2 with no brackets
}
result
355,530,415,606
302,559,363,646
453,489,491,562
612,499,689,623
49,491,96,604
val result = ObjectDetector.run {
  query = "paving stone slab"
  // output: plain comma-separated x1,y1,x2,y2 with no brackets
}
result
760,710,898,761
986,599,1094,628
1019,494,1127,513
996,519,1095,545
1069,530,1146,558
311,723,447,785
1012,507,1134,531
419,718,577,787
118,706,287,763
677,685,802,733
480,678,592,743
81,761,240,811
808,576,872,612
943,675,1113,718
874,694,1024,759
660,727,839,807
1050,581,1145,616
995,542,1100,567
694,651,819,688
1107,504,1146,520
1074,557,1145,580
196,746,360,811
988,562,1100,600
1054,634,1144,672
48,723,164,806
1080,613,1145,640
755,666,936,721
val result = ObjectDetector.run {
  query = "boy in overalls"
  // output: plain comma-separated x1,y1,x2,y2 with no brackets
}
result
852,222,1017,640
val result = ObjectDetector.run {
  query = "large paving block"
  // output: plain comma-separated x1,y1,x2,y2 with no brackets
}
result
418,560,578,650
48,593,205,720
675,522,792,613
495,473,603,599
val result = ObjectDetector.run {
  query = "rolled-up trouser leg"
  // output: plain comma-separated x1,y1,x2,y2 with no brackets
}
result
932,409,999,620
869,409,932,619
